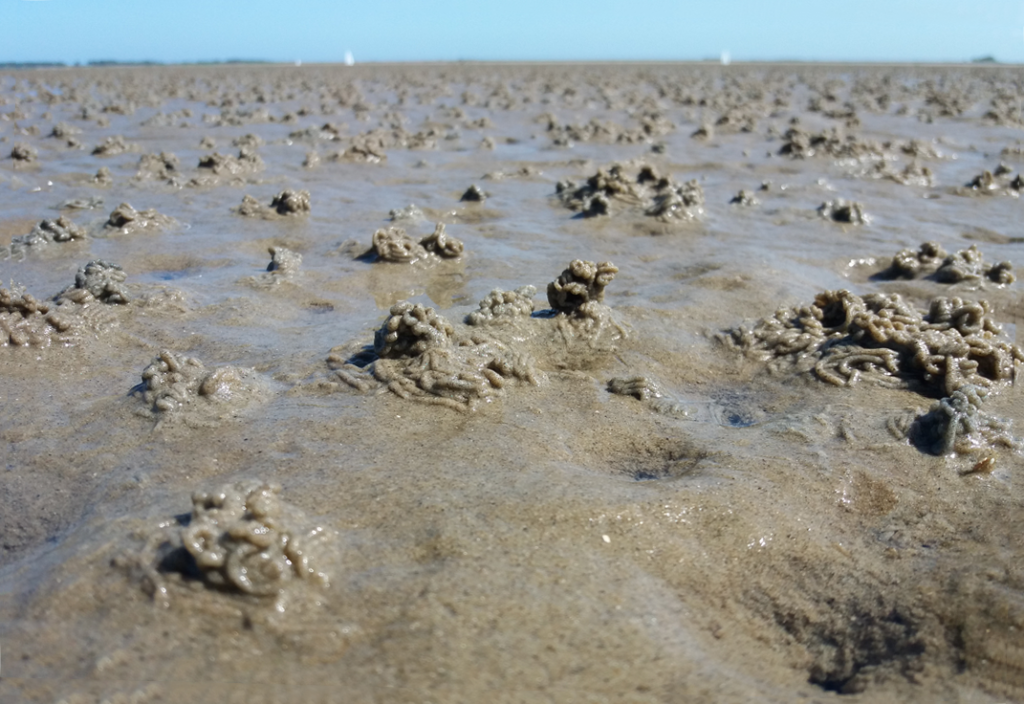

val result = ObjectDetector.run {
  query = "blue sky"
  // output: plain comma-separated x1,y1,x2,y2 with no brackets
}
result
4,0,1024,64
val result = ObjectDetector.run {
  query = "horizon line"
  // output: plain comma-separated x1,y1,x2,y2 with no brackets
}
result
0,57,1015,70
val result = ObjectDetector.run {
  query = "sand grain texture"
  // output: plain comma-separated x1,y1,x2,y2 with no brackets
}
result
1,61,1024,704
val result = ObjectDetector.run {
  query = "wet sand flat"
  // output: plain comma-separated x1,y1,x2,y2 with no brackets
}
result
2,62,1024,703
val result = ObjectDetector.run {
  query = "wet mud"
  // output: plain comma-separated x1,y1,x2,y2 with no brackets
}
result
3,62,1024,704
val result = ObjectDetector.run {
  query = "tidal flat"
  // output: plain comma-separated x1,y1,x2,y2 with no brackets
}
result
2,62,1024,703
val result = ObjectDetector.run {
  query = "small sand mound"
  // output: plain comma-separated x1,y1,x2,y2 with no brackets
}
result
2,216,86,260
10,142,38,164
197,148,264,176
58,260,130,304
556,162,704,221
329,301,540,412
92,135,137,156
722,290,1024,454
105,203,175,234
467,286,536,326
121,481,334,609
909,384,1018,455
270,189,311,215
880,242,1014,285
176,481,331,596
135,151,179,181
236,190,311,218
547,259,618,313
722,289,1022,396
0,286,78,348
818,199,868,224
368,223,464,263
131,350,266,428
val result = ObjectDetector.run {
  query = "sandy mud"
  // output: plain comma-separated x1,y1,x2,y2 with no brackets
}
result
3,62,1024,704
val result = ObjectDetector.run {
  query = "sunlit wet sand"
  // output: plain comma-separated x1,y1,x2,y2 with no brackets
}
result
2,62,1024,703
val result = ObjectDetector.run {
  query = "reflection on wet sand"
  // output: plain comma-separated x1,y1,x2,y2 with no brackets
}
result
2,62,1024,703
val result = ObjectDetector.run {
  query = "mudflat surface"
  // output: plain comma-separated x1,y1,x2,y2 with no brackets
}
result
2,62,1024,703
